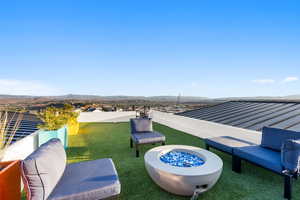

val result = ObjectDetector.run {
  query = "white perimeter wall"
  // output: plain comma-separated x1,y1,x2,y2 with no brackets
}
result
151,111,261,144
78,111,136,122
2,131,39,162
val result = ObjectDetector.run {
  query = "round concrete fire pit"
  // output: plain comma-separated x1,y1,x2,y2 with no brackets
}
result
144,145,223,196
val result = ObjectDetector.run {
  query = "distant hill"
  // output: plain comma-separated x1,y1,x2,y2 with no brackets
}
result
52,95,209,102
285,95,300,99
1,94,300,105
217,95,300,103
0,94,210,103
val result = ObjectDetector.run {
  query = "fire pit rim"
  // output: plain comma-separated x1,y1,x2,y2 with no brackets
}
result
144,145,223,176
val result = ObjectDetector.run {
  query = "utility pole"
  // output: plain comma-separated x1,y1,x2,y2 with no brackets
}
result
176,93,181,105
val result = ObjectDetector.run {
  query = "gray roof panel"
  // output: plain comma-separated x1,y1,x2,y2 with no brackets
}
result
247,107,300,131
239,104,300,130
210,103,277,123
272,115,300,129
201,103,264,121
182,102,242,118
191,102,256,119
176,101,300,132
288,123,300,132
1,112,41,144
222,103,291,126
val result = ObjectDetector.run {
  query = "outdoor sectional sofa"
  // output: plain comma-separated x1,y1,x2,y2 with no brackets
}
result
130,118,166,157
21,138,121,200
204,127,300,200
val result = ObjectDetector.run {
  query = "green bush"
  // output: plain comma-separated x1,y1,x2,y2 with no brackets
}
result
38,104,79,131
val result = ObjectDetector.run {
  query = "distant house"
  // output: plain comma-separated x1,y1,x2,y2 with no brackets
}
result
86,107,96,112
93,109,102,112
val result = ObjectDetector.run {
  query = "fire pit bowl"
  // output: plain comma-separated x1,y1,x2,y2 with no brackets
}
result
144,145,223,196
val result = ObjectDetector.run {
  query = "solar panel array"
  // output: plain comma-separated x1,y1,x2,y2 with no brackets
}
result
1,112,41,144
176,101,300,132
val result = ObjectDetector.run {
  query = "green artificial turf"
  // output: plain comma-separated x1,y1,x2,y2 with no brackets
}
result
65,122,300,200
23,122,300,200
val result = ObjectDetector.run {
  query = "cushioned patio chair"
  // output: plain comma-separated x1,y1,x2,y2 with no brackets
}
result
21,138,121,200
204,127,300,200
130,118,166,157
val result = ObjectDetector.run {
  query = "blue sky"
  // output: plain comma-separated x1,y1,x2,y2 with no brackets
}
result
0,0,299,98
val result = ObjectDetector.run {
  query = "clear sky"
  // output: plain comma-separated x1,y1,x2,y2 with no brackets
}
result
0,0,299,98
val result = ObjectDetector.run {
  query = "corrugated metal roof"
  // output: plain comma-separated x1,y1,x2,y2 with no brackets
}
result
176,101,300,132
1,112,41,144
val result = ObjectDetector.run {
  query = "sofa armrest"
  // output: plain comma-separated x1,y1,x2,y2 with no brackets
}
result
281,139,300,174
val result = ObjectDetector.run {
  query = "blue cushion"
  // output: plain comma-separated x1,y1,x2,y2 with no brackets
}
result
261,127,300,151
281,139,300,173
48,158,121,200
204,136,256,154
130,118,153,133
131,131,165,144
234,145,283,173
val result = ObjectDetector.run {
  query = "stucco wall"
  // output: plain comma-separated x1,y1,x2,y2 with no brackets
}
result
2,131,39,161
151,111,261,144
78,111,136,122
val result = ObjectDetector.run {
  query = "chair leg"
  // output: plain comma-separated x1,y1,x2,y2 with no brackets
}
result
205,144,210,150
135,144,139,157
284,174,292,200
130,138,133,148
232,155,241,173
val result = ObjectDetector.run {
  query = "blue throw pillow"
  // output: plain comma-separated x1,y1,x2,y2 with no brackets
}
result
261,127,300,151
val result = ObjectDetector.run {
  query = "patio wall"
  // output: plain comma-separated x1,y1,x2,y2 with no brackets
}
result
78,111,136,122
151,111,261,144
2,131,39,162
